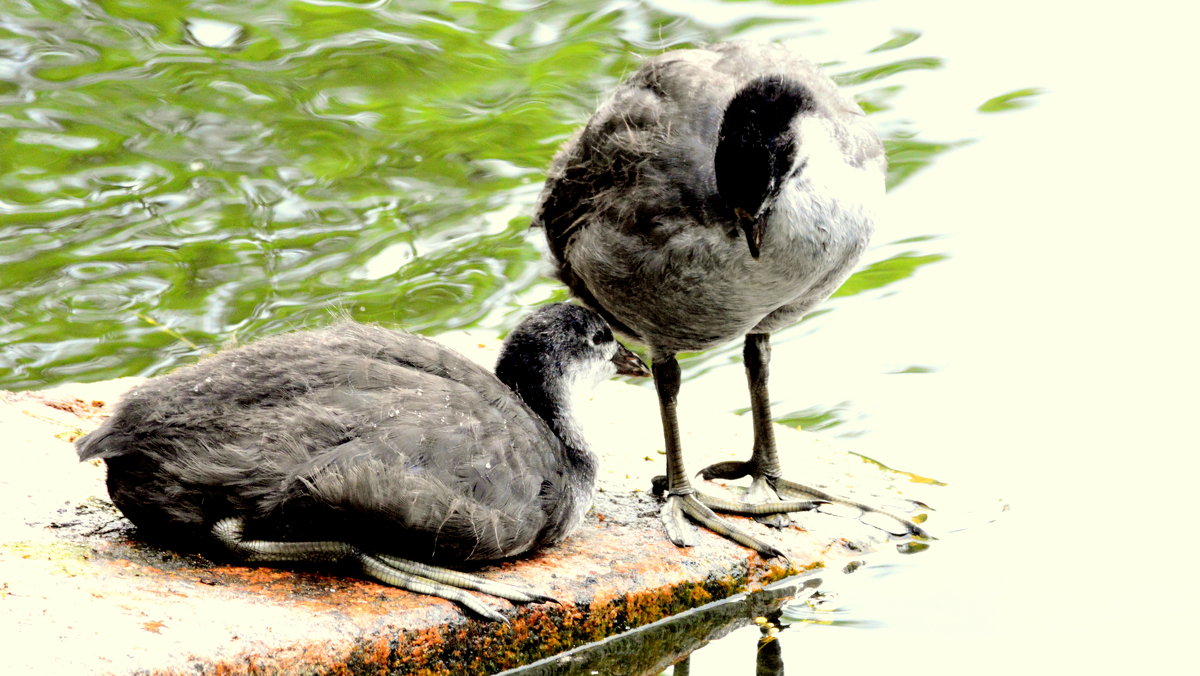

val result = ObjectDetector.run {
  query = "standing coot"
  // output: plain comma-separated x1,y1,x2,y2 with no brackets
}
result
534,42,924,556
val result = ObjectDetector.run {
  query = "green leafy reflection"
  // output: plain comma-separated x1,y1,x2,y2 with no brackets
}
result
0,0,1002,390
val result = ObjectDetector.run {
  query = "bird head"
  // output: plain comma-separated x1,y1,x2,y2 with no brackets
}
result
715,75,816,260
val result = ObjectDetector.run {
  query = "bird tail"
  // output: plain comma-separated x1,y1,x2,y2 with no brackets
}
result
76,424,133,461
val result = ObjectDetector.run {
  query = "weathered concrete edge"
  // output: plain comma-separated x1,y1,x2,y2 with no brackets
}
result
497,575,821,675
2,379,943,675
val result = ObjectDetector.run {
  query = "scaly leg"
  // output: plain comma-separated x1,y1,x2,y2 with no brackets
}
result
699,334,929,539
651,354,820,559
212,517,552,622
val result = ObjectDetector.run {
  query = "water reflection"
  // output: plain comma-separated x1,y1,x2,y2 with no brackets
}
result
0,0,960,393
646,543,955,676
500,544,945,676
663,611,789,676
498,576,821,676
0,0,1055,672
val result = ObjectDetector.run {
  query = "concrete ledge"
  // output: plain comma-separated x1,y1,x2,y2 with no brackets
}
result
2,339,946,674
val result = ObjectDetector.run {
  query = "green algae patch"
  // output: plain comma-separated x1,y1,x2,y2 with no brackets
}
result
851,451,948,486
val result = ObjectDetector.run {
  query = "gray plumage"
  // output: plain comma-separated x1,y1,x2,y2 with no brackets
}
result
77,303,648,613
534,42,921,554
536,41,884,354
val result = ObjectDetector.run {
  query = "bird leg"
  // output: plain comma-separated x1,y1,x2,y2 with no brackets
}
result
212,517,553,622
743,332,791,528
699,334,929,539
651,354,820,559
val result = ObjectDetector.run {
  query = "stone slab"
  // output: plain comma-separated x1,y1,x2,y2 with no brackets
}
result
0,334,950,675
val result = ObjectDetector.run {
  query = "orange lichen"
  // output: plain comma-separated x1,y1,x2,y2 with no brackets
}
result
51,438,863,675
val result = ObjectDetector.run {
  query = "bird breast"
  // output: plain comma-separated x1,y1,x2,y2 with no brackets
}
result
567,150,879,353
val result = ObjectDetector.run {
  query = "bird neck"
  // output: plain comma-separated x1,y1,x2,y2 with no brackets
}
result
498,364,599,478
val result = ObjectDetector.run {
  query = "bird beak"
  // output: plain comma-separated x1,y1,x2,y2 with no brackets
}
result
612,343,651,377
736,207,764,260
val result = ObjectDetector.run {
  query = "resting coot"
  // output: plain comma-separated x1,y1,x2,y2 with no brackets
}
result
77,302,649,621
534,42,925,555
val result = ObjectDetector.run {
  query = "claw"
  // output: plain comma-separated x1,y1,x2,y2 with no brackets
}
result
649,474,669,497
698,460,752,481
661,494,698,547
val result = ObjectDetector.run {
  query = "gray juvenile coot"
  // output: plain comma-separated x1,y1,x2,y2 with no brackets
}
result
534,42,924,556
76,303,649,621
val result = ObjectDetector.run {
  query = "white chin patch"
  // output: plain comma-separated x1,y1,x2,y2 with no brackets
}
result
567,352,615,406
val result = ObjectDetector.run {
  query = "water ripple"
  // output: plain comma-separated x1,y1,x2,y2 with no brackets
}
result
1,0,978,391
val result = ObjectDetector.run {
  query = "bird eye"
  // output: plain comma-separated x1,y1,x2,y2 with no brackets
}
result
591,328,612,345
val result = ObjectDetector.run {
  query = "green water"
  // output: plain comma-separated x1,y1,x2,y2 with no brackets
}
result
0,0,1075,672
0,0,966,390
10,0,1193,674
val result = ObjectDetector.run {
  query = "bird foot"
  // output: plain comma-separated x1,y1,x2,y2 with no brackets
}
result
772,477,930,539
211,517,554,622
695,461,805,528
744,475,794,529
659,492,791,559
698,459,753,481
660,492,698,546
651,474,822,518
364,553,555,622
694,463,931,539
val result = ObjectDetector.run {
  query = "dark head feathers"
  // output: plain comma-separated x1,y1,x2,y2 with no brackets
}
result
715,75,816,221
